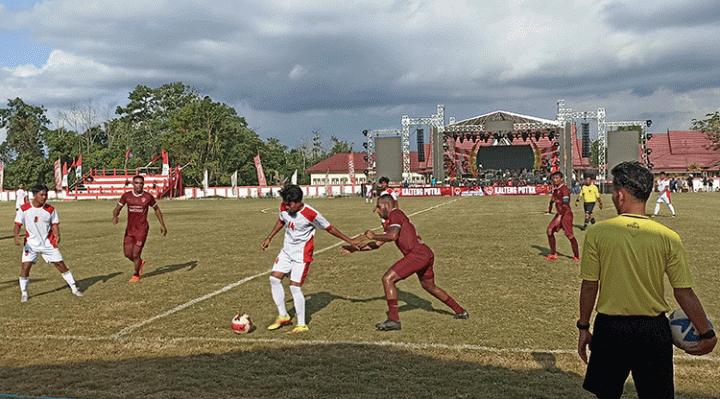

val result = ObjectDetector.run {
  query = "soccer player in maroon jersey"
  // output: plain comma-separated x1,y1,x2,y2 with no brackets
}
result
112,175,168,282
342,194,468,331
545,171,580,261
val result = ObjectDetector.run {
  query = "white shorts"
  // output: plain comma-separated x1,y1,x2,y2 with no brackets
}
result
22,244,63,264
272,250,310,284
656,193,671,204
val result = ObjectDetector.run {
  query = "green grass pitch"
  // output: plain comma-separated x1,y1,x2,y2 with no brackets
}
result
0,194,718,398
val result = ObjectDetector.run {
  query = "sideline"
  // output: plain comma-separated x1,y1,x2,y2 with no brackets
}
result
110,197,463,338
5,334,719,363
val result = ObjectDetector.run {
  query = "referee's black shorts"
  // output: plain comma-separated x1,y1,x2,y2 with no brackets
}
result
583,202,596,214
583,313,673,399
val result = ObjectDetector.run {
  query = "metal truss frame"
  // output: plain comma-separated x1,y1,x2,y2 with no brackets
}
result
556,100,649,180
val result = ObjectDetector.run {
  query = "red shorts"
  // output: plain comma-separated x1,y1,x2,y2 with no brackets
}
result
549,213,574,236
124,227,149,249
391,245,435,280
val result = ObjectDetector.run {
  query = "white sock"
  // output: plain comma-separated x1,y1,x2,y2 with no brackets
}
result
19,277,29,294
290,285,306,326
61,271,79,292
270,276,287,317
654,203,660,215
668,204,675,215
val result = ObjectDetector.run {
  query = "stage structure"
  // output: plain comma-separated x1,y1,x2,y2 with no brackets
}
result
364,105,448,182
442,110,562,182
363,101,651,183
556,99,651,180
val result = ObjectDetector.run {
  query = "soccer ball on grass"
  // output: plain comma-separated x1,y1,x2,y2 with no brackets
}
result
231,313,255,334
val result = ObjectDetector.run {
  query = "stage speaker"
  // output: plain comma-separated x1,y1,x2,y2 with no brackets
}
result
581,123,590,158
607,130,639,174
417,128,425,163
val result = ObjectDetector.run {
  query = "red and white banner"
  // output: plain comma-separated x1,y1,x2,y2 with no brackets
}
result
483,185,552,196
348,152,356,185
62,162,68,188
75,154,83,182
399,185,553,197
254,154,267,186
161,149,169,175
54,159,62,191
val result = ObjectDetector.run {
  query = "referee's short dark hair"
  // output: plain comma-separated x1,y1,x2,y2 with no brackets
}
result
611,161,654,202
379,176,390,184
280,185,303,203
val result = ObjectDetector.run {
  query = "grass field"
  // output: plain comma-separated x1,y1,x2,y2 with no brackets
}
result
0,193,718,398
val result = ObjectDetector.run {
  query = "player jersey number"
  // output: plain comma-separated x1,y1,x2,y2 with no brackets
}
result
288,222,295,230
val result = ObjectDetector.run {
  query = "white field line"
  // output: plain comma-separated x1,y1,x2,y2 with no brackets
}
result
4,334,719,363
110,198,463,338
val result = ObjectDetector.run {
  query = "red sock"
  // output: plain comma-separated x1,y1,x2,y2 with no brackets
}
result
570,237,579,258
548,235,556,254
387,299,399,321
443,296,464,314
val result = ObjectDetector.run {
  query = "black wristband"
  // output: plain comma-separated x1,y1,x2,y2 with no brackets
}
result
577,320,590,330
698,329,716,340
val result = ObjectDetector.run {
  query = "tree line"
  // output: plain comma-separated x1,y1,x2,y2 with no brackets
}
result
0,83,352,189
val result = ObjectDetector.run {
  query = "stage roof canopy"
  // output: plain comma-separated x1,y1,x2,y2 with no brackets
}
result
450,110,560,128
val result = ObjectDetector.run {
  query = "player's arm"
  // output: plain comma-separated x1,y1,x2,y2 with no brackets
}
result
261,219,285,250
112,203,124,224
674,288,717,355
365,225,400,243
153,205,168,236
575,190,582,206
325,225,360,248
596,191,603,209
341,240,383,255
13,223,23,246
578,279,598,364
51,223,61,245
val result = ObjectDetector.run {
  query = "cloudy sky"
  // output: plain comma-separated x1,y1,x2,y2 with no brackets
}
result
1,0,719,150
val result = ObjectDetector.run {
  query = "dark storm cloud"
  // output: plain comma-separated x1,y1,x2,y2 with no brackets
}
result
505,53,720,98
602,0,720,32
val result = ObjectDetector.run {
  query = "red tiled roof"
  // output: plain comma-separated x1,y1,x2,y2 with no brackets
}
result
645,131,720,172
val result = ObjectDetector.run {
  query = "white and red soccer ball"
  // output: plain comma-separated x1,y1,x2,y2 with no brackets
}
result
231,313,254,334
669,309,714,349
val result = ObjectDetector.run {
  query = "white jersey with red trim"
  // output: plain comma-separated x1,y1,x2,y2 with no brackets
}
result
15,203,60,249
279,203,331,263
381,188,399,200
657,179,671,201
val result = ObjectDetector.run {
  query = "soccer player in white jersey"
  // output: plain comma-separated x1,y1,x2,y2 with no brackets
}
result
15,183,28,211
261,185,360,333
378,176,399,206
14,185,83,302
653,172,676,217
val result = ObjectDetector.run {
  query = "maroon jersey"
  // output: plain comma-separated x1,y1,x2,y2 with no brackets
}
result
383,208,430,256
552,184,571,215
118,191,157,232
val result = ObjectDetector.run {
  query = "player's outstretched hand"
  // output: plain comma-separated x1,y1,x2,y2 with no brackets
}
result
112,216,118,225
160,226,168,236
340,245,357,255
364,230,376,240
261,238,271,251
684,336,717,356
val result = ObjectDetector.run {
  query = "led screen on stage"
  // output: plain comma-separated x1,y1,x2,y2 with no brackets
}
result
375,136,403,182
475,145,534,170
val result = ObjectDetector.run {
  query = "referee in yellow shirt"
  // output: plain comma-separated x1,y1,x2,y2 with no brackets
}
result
577,162,716,399
576,176,603,230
